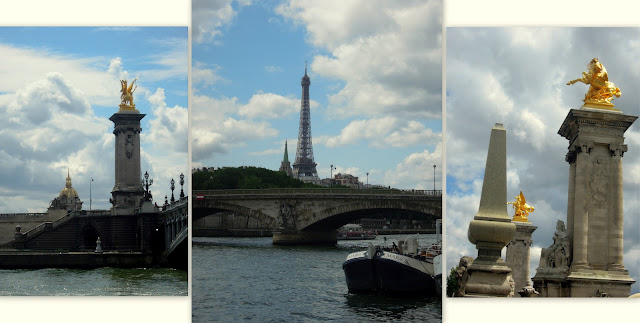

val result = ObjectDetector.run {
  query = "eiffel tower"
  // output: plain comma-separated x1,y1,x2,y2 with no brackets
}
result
292,62,319,183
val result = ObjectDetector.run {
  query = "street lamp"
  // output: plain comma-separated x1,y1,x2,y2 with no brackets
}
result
170,178,175,203
90,177,93,211
179,173,185,199
143,171,153,201
433,165,436,191
366,172,369,189
330,164,334,187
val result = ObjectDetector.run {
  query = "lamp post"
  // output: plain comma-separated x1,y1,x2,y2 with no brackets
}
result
170,178,175,203
142,171,153,201
90,177,93,211
330,164,334,187
366,172,369,189
433,165,436,191
179,173,185,199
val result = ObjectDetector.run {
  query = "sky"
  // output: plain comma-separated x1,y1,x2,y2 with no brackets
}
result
191,0,443,190
0,27,188,212
445,27,640,294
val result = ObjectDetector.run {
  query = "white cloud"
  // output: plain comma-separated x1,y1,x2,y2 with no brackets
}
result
319,117,440,148
137,38,188,83
144,88,188,153
7,72,91,125
0,73,114,212
192,93,280,162
383,143,442,190
238,92,299,119
277,0,442,119
193,0,240,44
193,62,228,87
264,65,282,73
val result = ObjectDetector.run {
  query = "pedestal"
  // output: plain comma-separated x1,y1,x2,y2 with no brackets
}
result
466,123,516,297
556,107,637,296
505,221,537,296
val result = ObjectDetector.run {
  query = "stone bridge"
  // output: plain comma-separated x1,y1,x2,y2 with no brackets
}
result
161,196,188,269
0,197,188,269
193,188,441,245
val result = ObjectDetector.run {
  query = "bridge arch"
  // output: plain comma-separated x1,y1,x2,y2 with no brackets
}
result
193,200,277,228
298,199,440,231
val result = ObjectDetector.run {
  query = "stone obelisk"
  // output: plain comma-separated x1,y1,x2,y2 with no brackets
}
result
110,79,145,215
465,123,516,297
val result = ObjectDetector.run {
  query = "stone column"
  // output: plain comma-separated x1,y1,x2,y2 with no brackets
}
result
109,109,146,215
571,140,591,270
565,149,576,265
466,123,516,297
609,144,626,270
557,108,636,297
505,221,537,296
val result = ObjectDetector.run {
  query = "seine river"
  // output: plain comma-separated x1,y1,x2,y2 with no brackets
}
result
192,235,442,322
0,267,187,296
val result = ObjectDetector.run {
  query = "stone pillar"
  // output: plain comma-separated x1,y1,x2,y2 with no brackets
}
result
466,123,516,297
109,109,146,215
557,108,636,297
271,200,337,245
609,144,625,270
505,221,537,296
565,150,576,265
571,140,591,270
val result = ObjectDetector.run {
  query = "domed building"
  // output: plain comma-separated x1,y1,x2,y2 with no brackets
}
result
48,170,83,213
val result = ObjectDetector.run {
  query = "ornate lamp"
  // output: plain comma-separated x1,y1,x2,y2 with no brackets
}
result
170,178,175,203
179,173,185,199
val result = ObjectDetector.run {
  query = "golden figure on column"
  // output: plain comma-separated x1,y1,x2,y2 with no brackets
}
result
119,78,139,111
508,191,534,222
566,58,621,109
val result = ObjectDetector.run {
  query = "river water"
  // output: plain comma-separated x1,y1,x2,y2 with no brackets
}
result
0,267,187,296
192,234,442,322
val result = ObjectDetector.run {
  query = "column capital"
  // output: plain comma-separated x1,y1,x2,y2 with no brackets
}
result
609,143,628,157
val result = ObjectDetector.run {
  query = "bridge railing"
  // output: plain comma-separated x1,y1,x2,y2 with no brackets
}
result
163,196,188,213
0,212,48,217
193,188,442,196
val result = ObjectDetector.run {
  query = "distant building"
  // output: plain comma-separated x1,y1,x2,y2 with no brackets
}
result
192,167,216,173
333,173,362,188
278,140,293,177
48,170,83,215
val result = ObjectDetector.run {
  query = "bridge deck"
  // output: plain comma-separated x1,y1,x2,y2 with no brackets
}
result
194,188,442,199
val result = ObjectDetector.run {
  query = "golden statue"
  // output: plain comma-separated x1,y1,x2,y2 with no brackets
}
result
507,191,534,222
119,78,138,111
567,58,621,108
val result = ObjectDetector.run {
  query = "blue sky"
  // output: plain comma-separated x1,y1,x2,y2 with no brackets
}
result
192,0,443,190
0,27,188,212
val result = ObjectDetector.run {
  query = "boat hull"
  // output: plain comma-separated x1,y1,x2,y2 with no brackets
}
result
342,251,377,293
343,250,438,295
375,252,437,295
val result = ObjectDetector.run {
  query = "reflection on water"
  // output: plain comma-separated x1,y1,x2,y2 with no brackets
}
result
0,267,187,296
193,235,441,322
